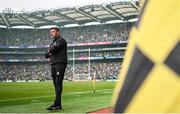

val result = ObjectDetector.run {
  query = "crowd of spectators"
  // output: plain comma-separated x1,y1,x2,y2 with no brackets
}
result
0,55,44,60
72,62,121,80
0,29,50,46
0,62,121,82
0,64,51,81
0,23,133,46
0,23,131,82
62,23,132,44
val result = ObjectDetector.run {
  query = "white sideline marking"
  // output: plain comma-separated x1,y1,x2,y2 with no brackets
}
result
0,89,113,102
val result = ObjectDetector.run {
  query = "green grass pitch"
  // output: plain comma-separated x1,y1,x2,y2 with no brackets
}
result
0,81,115,113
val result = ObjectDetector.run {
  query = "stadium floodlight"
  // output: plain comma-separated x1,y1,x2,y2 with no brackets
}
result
39,25,59,29
84,22,101,26
0,25,7,28
64,24,80,28
11,26,35,29
106,20,124,24
127,18,138,22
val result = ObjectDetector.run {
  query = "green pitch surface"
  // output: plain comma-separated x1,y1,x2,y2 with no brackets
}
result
0,81,115,113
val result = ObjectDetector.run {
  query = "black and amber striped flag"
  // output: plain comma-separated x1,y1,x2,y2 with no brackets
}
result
112,0,180,113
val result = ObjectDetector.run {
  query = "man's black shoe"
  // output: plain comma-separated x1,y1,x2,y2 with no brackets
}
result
46,105,62,110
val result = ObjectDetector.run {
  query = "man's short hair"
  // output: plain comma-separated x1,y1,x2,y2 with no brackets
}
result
50,27,60,32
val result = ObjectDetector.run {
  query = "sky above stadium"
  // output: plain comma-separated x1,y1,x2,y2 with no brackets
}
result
0,0,136,12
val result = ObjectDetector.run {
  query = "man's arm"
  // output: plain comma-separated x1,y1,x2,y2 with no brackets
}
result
48,39,66,54
45,42,54,58
45,51,52,58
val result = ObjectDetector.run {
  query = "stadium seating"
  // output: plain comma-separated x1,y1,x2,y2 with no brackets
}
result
0,62,121,82
0,23,133,46
0,22,133,82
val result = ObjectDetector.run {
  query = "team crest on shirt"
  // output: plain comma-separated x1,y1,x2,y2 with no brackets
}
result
56,72,59,75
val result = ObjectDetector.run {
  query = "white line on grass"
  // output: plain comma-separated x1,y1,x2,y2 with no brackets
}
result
0,89,113,102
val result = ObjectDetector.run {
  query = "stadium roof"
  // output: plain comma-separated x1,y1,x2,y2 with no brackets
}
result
0,1,140,28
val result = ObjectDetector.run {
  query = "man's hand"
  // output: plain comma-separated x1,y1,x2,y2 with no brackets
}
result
45,52,52,58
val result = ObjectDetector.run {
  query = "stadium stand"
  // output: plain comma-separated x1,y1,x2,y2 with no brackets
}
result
0,23,132,82
0,62,121,82
0,23,132,46
0,1,139,82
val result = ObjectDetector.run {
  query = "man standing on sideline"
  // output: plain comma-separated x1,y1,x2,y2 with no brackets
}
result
45,27,67,111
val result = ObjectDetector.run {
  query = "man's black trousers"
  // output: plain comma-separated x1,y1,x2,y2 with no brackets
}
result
51,63,67,106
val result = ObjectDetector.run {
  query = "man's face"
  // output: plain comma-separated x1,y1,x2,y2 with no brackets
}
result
50,29,60,39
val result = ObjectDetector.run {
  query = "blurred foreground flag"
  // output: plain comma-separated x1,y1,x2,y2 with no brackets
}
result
112,0,180,113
